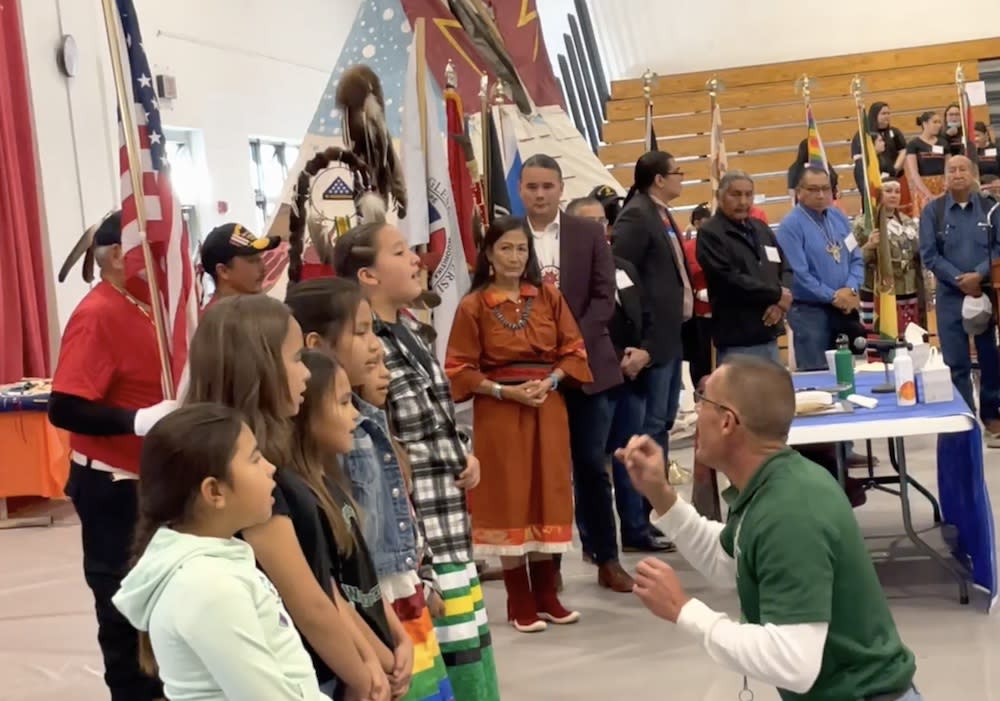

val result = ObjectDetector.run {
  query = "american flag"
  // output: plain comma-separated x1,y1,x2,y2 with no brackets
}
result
114,0,197,395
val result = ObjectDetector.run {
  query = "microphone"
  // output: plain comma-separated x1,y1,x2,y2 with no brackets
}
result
852,336,869,354
866,338,912,353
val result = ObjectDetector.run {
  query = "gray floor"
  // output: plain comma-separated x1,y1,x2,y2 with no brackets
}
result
2,435,999,700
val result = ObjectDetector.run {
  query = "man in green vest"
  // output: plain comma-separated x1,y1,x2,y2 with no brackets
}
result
616,355,919,701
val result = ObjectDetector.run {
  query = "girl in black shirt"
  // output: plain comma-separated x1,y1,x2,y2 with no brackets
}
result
185,296,391,701
905,111,947,215
851,101,909,214
975,121,1000,178
286,350,413,701
940,103,965,156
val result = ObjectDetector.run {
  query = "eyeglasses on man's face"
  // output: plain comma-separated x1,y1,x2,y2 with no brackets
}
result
694,390,741,424
583,215,609,226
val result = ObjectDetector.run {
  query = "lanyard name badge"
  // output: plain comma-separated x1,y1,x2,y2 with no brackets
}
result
734,505,755,701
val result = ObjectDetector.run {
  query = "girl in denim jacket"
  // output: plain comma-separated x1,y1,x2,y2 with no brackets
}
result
286,278,454,701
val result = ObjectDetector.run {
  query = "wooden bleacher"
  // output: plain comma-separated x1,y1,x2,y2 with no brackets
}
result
600,38,1000,224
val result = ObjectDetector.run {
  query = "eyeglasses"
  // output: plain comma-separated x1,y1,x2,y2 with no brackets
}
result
584,216,609,226
668,170,685,177
694,390,741,424
803,185,832,194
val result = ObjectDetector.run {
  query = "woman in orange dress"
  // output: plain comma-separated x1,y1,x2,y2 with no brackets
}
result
445,215,592,635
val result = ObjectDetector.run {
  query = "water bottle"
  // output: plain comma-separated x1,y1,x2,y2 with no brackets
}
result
893,345,916,406
834,334,855,399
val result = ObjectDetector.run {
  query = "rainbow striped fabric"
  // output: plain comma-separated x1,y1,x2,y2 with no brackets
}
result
389,585,454,701
806,105,829,172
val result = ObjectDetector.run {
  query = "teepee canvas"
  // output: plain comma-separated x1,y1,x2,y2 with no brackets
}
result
263,0,622,300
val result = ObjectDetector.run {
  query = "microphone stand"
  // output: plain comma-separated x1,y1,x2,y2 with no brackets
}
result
871,340,913,394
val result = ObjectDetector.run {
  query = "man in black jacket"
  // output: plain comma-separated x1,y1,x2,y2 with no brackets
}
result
567,196,671,553
612,151,691,458
696,171,793,362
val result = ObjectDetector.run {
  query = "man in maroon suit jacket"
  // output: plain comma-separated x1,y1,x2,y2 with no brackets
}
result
519,155,632,592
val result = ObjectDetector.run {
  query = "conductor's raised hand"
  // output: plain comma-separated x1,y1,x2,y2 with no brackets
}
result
615,435,677,514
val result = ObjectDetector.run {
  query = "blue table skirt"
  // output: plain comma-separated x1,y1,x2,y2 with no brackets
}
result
793,372,997,602
0,394,49,413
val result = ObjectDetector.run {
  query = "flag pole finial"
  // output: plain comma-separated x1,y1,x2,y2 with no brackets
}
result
705,75,725,98
955,63,966,88
445,59,457,89
795,74,814,102
641,69,657,104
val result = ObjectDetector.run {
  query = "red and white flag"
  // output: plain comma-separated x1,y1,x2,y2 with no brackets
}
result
112,0,197,394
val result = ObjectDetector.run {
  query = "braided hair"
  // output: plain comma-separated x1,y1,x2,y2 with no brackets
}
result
287,147,384,286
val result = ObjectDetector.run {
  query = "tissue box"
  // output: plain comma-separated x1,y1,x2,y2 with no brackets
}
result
917,366,953,403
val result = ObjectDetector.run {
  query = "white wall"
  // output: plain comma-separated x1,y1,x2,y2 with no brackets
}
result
20,0,360,340
539,0,1000,80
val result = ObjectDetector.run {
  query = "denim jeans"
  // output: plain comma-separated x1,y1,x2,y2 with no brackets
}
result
937,290,1000,422
565,388,619,565
576,382,649,555
716,340,780,365
638,358,684,452
787,303,836,370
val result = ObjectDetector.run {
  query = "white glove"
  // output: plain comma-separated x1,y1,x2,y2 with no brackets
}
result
134,399,180,437
696,289,709,303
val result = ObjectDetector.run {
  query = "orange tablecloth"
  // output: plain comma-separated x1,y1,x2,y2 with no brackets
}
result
0,412,70,499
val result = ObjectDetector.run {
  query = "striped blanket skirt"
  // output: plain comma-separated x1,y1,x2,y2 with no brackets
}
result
432,562,500,701
383,573,454,701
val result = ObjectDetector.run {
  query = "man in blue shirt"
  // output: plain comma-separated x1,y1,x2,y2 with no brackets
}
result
778,167,865,370
919,155,1000,438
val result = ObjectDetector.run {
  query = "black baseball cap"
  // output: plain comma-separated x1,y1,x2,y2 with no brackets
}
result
200,223,280,275
589,184,623,207
93,211,123,246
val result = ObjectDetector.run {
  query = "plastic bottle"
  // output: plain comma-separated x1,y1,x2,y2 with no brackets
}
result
894,345,916,406
833,334,855,399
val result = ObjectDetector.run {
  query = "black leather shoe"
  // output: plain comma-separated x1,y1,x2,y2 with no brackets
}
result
622,536,677,553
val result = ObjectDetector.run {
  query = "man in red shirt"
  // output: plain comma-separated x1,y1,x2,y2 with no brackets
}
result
49,211,177,701
199,222,280,310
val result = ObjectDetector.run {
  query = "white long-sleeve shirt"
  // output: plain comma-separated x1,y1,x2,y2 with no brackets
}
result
654,499,827,694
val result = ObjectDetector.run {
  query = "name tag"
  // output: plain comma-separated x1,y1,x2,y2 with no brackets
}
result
615,269,634,290
987,148,998,158
764,245,781,263
844,233,858,252
932,145,945,155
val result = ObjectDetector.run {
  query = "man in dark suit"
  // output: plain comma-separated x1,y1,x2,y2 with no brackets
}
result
567,196,673,557
519,155,632,592
612,151,691,474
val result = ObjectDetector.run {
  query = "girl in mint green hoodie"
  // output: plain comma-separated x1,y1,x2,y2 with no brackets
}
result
113,402,330,701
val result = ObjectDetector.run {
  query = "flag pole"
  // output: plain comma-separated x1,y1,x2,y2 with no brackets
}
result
414,18,428,157
491,80,508,173
851,76,891,292
479,74,492,223
706,76,725,211
642,68,655,151
955,64,977,167
99,0,173,397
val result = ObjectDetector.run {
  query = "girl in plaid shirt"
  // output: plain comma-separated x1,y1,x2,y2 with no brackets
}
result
334,223,501,701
